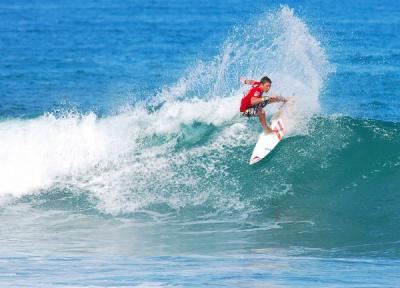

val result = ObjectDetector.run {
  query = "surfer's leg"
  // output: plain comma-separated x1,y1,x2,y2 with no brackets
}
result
258,109,272,134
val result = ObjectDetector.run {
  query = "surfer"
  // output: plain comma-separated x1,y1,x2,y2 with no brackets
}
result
240,76,287,134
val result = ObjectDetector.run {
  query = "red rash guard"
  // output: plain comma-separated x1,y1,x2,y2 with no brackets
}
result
240,82,263,112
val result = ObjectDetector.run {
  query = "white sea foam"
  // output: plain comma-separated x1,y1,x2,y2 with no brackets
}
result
0,6,331,214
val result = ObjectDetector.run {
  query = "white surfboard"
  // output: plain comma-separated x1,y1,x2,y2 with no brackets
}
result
249,110,285,165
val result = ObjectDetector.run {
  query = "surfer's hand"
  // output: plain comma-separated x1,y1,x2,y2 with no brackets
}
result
240,76,246,84
267,95,279,103
270,95,287,103
277,96,287,102
276,96,288,103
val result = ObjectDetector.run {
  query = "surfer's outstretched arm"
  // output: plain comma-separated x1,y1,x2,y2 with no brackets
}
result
268,95,287,103
240,76,257,85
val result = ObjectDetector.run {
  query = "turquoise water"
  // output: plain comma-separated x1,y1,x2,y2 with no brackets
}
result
1,0,400,287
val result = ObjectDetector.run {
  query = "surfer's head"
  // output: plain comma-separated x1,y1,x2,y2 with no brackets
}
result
260,76,272,92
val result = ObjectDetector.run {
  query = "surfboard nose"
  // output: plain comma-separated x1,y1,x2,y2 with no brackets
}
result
249,156,261,165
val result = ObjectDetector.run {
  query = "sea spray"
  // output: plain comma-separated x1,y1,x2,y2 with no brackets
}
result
158,6,333,133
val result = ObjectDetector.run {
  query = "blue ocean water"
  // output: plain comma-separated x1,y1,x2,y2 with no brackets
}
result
1,0,400,287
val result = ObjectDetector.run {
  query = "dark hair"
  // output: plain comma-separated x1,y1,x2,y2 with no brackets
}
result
260,76,272,84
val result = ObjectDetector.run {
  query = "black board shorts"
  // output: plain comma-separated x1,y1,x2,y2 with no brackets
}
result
241,99,269,117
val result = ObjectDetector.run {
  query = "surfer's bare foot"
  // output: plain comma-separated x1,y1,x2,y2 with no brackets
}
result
264,128,276,134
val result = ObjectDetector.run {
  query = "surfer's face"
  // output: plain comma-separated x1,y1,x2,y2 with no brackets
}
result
261,82,271,92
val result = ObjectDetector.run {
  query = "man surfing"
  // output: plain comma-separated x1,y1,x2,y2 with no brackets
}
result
240,76,287,134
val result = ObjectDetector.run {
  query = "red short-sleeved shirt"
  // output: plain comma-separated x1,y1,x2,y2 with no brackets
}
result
240,82,263,112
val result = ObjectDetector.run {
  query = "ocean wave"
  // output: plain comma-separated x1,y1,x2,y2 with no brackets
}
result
0,6,341,216
3,113,400,218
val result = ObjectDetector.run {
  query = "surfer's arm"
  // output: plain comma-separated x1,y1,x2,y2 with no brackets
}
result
251,94,284,106
240,76,257,85
250,96,267,105
268,95,287,103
